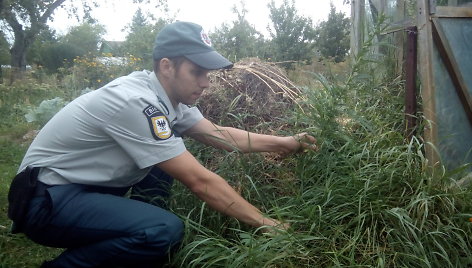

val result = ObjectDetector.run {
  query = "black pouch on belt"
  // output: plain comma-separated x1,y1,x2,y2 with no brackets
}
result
7,166,39,233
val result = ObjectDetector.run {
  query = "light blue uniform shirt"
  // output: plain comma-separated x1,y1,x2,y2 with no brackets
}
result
19,70,203,187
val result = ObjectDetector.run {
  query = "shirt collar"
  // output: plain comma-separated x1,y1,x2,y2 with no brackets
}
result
147,71,183,123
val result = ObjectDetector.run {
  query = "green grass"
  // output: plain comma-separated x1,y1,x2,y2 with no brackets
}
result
0,79,66,268
167,58,472,266
0,139,64,268
1,55,472,267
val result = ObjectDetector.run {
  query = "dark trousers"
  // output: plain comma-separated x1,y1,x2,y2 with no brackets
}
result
23,167,183,268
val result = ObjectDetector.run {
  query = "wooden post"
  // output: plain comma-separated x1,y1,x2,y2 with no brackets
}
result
417,0,440,169
405,26,418,140
350,0,365,59
395,0,407,76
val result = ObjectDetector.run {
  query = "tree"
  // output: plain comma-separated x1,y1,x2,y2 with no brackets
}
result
26,26,57,66
1,0,69,77
121,8,169,68
33,23,105,72
315,3,351,63
0,0,165,81
0,35,10,65
128,8,148,32
62,22,105,56
210,1,267,62
267,0,316,69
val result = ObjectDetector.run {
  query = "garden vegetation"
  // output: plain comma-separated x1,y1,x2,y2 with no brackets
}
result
1,36,472,268
1,1,471,268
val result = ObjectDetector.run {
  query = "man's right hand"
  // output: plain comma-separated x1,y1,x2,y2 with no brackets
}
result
260,217,290,234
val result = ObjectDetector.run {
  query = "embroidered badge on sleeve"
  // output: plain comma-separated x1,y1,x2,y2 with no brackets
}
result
143,104,173,140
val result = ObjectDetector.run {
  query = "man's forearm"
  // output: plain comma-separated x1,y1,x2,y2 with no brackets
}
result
211,126,285,153
158,151,281,228
189,170,272,227
185,118,293,153
212,127,318,155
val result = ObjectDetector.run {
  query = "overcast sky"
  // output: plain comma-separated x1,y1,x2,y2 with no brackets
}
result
49,0,350,41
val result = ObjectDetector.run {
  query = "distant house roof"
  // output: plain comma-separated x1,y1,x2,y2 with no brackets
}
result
99,41,124,56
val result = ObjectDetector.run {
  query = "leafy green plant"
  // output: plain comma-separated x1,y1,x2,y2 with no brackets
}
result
0,77,66,133
24,97,68,127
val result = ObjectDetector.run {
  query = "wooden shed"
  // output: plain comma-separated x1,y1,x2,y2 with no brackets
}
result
350,0,472,173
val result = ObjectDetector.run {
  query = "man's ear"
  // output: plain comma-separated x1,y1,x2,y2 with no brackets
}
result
159,58,174,77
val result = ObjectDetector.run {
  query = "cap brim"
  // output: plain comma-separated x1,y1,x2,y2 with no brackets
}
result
185,51,233,70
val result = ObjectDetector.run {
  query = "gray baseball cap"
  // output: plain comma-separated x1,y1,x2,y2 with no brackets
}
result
153,21,233,70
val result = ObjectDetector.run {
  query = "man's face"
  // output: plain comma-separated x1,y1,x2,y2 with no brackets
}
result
167,59,210,106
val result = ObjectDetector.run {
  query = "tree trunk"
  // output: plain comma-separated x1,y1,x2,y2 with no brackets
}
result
3,0,67,83
9,36,28,83
10,41,27,71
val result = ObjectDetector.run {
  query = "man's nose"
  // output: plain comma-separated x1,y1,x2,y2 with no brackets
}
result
199,74,210,88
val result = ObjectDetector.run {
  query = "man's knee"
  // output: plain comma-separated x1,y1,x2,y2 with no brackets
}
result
143,213,184,251
162,214,184,247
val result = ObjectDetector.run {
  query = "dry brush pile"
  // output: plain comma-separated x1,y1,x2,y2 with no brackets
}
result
197,58,304,132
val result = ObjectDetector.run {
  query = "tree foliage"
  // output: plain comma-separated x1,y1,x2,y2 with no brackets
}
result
1,0,72,72
210,1,267,62
22,22,105,72
121,8,168,68
267,0,316,69
26,26,57,66
35,23,105,72
315,4,351,63
0,0,348,78
62,22,105,56
0,0,166,81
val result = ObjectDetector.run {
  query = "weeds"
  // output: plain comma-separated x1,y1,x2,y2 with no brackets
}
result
173,63,472,266
1,29,471,267
171,24,472,266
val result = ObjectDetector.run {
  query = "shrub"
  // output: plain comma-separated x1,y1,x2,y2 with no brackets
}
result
60,53,146,93
0,77,65,131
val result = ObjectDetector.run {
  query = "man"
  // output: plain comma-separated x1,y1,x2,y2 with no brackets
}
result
10,21,317,267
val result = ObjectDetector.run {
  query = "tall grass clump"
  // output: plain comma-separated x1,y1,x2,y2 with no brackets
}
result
171,20,472,267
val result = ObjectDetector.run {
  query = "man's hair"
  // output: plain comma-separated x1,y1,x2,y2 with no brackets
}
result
153,56,187,74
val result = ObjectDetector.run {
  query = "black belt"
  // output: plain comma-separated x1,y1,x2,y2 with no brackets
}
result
34,181,53,196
